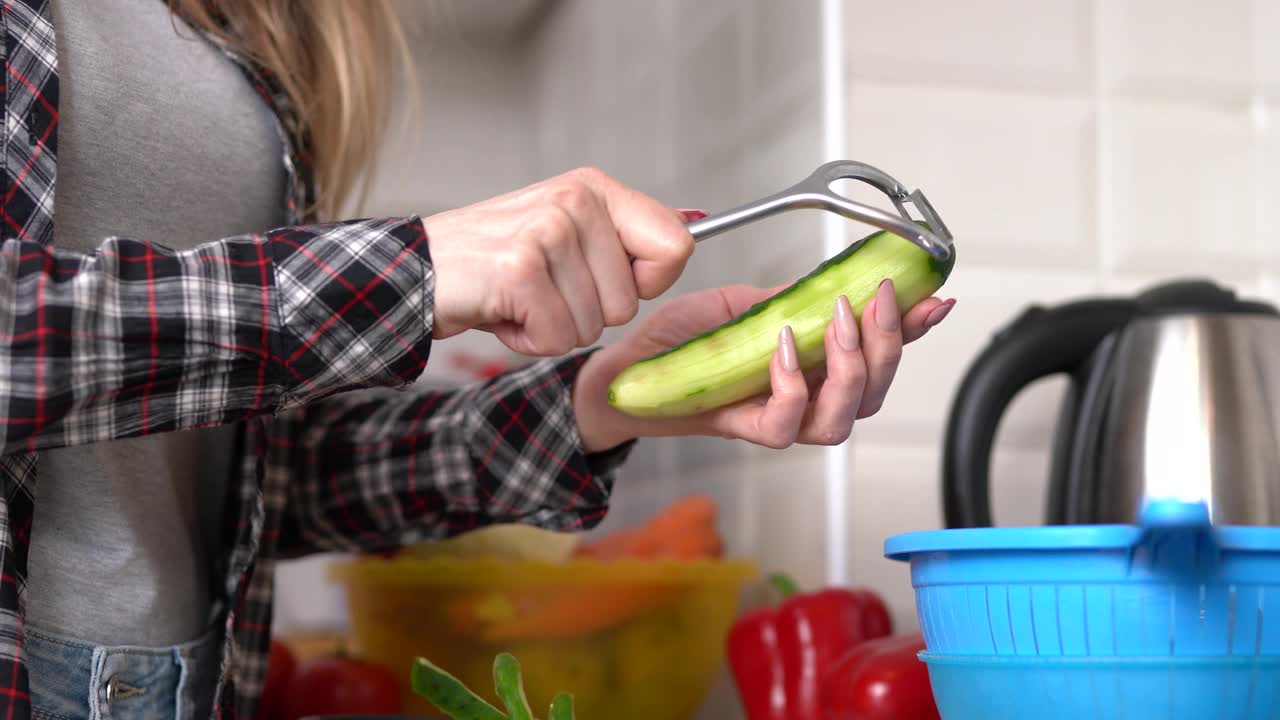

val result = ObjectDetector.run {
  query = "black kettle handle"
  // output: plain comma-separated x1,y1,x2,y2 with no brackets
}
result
941,299,1136,528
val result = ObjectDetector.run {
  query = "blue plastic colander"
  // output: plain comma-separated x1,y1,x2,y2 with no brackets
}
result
920,654,1280,719
884,499,1280,719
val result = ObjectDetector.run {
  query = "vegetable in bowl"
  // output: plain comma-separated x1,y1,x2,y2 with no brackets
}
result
412,652,576,720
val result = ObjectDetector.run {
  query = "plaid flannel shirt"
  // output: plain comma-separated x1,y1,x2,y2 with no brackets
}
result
0,2,633,717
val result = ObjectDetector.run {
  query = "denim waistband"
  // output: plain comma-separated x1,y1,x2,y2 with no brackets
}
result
26,623,222,720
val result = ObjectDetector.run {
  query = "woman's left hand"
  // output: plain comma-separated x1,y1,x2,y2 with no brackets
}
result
572,279,954,453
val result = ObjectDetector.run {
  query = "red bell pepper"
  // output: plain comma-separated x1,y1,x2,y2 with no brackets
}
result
726,573,893,720
820,633,939,720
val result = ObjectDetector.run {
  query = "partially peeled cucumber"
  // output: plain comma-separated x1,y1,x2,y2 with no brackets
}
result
607,226,955,417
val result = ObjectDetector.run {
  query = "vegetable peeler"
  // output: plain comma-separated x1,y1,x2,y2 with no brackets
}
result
686,160,955,261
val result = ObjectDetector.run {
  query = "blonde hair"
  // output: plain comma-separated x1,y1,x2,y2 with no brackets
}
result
169,0,413,221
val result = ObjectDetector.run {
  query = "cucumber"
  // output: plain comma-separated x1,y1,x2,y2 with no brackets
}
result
607,227,955,417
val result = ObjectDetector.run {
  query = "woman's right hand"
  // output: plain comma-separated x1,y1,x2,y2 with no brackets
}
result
424,167,701,356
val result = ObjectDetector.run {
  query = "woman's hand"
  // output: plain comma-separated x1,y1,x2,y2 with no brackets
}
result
572,280,955,453
424,167,701,356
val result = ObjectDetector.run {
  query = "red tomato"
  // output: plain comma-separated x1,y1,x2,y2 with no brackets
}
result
283,654,402,720
258,640,296,720
820,634,939,720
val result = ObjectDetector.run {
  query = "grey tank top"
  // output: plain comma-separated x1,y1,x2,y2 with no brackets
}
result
26,0,287,647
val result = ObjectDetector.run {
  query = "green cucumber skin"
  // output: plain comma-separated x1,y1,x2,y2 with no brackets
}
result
410,657,507,720
608,228,955,417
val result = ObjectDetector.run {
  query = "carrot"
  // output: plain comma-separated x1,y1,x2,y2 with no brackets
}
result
572,495,722,561
604,524,723,560
570,529,643,561
446,496,726,641
460,526,722,641
449,584,681,642
644,494,718,530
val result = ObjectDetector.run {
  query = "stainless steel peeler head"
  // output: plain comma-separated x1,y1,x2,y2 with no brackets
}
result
686,160,955,261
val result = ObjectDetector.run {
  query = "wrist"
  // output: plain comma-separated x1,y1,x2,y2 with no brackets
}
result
572,348,641,454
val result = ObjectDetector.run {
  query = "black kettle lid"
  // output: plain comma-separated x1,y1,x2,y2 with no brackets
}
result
1133,278,1278,317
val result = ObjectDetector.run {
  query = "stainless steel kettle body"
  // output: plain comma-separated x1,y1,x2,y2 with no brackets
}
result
942,279,1280,528
1089,312,1280,524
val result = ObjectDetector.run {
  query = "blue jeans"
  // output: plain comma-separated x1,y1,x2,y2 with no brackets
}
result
26,623,221,720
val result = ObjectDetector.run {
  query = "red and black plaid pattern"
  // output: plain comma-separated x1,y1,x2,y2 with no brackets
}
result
0,219,432,451
219,353,630,715
0,2,632,718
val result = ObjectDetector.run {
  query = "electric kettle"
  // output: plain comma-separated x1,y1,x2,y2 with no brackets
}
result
942,278,1280,528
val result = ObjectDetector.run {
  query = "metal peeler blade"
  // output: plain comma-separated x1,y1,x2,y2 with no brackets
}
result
686,160,954,260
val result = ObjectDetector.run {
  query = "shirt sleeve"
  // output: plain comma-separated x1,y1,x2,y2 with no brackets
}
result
264,350,636,557
0,215,433,453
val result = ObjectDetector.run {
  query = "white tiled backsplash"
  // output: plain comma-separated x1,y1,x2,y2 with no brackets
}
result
838,0,1280,623
277,1,1280,716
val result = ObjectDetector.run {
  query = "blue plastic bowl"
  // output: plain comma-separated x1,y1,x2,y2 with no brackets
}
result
884,500,1280,718
885,500,1280,657
921,653,1280,720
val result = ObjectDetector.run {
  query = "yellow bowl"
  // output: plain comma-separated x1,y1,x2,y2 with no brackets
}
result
330,553,758,720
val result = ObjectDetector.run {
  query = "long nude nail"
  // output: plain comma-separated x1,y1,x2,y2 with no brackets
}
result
778,325,799,371
926,298,956,328
834,295,859,351
875,279,900,332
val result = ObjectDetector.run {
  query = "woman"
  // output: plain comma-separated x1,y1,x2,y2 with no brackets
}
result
2,1,954,718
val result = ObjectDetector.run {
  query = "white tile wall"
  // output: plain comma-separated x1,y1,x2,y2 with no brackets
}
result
1109,99,1263,273
847,82,1097,269
670,0,738,42
1254,0,1280,96
359,39,540,216
747,0,820,112
607,2,675,91
673,8,750,173
1100,0,1252,101
842,0,1280,616
844,0,1093,92
1102,269,1268,298
1261,101,1280,206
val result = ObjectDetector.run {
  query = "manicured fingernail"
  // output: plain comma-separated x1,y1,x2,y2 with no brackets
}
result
678,209,708,222
834,295,858,351
875,279,900,332
925,298,956,328
778,325,799,371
